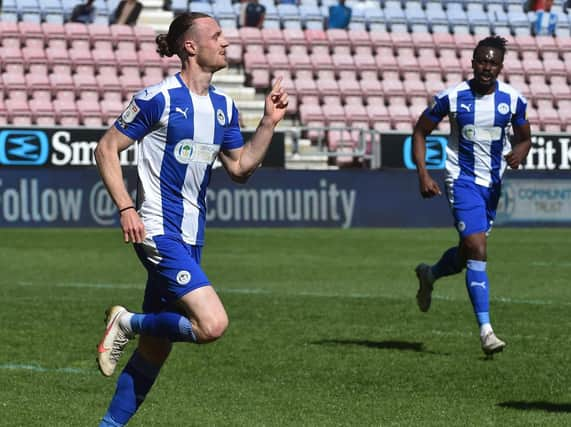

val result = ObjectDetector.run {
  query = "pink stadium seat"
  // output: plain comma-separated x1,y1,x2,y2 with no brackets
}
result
45,46,70,72
425,79,446,96
294,78,318,97
68,48,95,74
261,28,285,49
432,32,455,52
316,78,339,100
239,27,263,47
381,79,405,98
133,25,156,47
359,78,383,99
323,104,346,125
403,79,427,100
267,44,287,55
304,29,328,48
265,52,290,73
411,32,434,51
18,21,44,43
222,27,240,45
137,49,164,71
397,53,419,76
78,89,100,102
87,24,112,45
326,29,350,48
110,25,136,48
73,73,99,96
390,31,414,50
1,48,26,75
416,48,441,74
120,74,142,98
29,98,55,124
502,55,524,78
348,30,372,52
369,31,392,52
353,53,377,76
375,53,399,72
25,73,50,95
0,21,20,38
514,34,537,55
337,79,361,100
42,23,65,45
1,35,21,49
309,52,334,72
96,71,123,95
92,49,118,72
64,22,89,42
6,99,32,125
299,103,324,123
522,58,544,77
453,33,475,52
344,103,369,124
76,98,102,125
224,44,243,65
100,100,125,125
54,99,80,125
550,79,571,101
535,35,558,57
287,52,312,71
243,51,268,73
49,73,75,96
366,103,390,126
555,37,571,56
543,58,567,80
537,106,561,131
282,28,306,49
528,76,552,103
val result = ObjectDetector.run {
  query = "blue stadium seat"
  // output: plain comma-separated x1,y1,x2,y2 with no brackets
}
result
425,2,448,33
170,0,189,15
446,2,470,34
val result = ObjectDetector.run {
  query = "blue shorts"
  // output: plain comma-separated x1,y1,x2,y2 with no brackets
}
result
134,235,210,313
445,179,502,238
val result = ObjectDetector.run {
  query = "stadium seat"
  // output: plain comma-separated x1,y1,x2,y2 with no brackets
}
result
6,98,32,125
309,51,334,73
348,30,372,52
337,78,362,101
287,52,312,72
283,28,307,50
261,28,285,49
1,47,26,74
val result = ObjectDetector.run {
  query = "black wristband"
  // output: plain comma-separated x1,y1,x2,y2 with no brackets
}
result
119,206,136,214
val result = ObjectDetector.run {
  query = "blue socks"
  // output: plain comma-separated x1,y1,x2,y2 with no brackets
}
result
130,312,197,343
100,351,161,427
465,259,490,326
431,246,463,280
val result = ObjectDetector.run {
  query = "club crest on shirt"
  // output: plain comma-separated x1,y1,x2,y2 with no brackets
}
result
176,270,191,285
216,109,226,126
174,139,194,164
497,102,509,115
118,99,140,128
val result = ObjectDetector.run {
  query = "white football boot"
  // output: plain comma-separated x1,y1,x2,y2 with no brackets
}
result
97,305,133,377
481,331,506,355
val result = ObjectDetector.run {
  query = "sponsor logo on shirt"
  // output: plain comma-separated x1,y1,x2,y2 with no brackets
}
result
118,99,140,128
216,109,226,126
176,270,191,285
174,139,220,165
497,102,509,115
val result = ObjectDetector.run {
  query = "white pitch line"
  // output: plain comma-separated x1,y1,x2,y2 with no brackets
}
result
13,281,571,307
0,363,91,374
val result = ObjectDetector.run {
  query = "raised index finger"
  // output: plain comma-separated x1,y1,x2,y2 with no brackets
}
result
271,76,283,92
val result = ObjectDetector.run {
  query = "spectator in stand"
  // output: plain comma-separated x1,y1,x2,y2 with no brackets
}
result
70,0,96,24
532,0,558,36
239,0,266,28
326,0,352,29
110,0,143,26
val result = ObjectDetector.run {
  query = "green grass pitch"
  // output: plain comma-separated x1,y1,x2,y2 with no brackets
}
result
1,228,571,426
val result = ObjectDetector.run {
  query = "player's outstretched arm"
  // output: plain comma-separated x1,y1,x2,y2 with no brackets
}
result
220,77,288,183
504,122,532,169
95,126,146,243
412,115,442,198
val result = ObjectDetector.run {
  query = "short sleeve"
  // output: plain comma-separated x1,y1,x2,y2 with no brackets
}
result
114,90,165,141
222,102,244,150
511,95,528,127
423,93,450,124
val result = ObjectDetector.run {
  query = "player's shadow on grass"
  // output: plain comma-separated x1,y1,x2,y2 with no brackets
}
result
312,339,447,355
497,401,571,413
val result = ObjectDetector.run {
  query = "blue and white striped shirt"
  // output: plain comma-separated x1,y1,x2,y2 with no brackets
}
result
115,73,244,245
424,80,528,187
